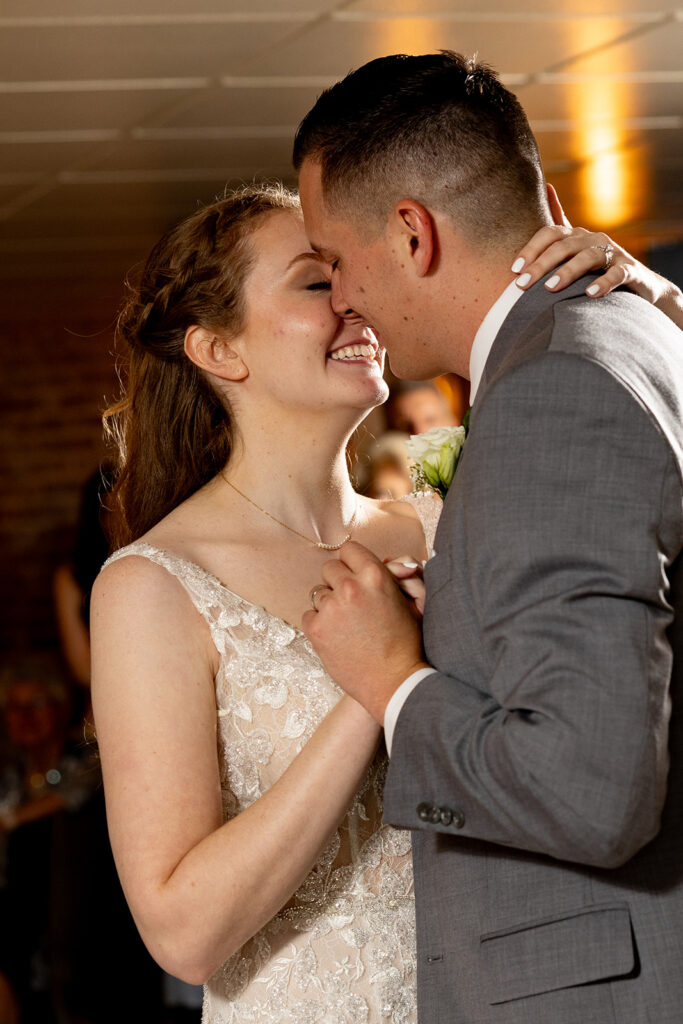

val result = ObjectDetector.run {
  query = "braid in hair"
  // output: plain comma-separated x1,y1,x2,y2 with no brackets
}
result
104,183,300,548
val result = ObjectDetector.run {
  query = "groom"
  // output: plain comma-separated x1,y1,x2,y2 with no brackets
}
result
296,53,683,1023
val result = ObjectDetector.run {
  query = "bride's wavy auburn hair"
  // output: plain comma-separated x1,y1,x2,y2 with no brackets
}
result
104,182,300,549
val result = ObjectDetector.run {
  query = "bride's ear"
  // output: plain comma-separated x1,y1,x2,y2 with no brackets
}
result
184,324,249,382
391,200,436,277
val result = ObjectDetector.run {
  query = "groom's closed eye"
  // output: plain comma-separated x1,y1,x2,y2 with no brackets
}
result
307,281,332,291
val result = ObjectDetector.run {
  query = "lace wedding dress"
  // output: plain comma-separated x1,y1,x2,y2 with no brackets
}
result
104,493,440,1024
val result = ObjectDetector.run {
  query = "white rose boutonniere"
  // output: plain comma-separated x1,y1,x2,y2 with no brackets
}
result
405,412,470,500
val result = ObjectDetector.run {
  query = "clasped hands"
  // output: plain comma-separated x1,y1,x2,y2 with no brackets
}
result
301,542,429,724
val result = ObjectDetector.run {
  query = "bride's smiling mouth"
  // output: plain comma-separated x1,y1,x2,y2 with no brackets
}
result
327,339,381,365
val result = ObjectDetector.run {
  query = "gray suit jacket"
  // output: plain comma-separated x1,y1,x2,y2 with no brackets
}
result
384,275,683,1024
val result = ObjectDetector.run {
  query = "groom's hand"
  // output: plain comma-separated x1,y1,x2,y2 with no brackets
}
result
302,541,429,724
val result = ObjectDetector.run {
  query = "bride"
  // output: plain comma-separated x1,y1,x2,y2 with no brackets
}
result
90,183,675,1023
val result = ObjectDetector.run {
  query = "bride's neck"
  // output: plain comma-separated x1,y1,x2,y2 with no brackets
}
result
223,415,359,538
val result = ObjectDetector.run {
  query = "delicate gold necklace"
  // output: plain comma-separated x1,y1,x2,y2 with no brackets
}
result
222,474,357,551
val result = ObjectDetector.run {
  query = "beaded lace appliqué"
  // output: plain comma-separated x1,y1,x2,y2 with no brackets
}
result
104,493,440,1024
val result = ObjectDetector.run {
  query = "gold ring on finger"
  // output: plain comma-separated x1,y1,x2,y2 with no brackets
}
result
309,584,332,612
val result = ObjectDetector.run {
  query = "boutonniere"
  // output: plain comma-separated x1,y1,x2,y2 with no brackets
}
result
405,410,470,500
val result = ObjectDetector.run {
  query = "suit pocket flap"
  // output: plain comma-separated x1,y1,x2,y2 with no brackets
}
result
480,902,634,1005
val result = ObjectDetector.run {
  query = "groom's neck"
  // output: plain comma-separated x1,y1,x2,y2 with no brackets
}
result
433,248,517,378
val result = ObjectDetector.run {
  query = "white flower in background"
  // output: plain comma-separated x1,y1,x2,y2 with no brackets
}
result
405,423,467,499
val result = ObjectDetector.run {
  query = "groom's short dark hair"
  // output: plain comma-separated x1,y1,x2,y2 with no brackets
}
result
293,51,549,251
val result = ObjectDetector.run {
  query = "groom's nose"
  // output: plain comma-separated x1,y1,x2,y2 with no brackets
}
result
331,272,361,321
330,270,348,313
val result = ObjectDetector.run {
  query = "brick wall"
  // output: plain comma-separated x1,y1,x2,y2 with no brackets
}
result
1,279,122,657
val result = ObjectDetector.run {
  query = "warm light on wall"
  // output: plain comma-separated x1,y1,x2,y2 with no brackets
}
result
374,17,442,58
580,128,646,228
570,24,648,228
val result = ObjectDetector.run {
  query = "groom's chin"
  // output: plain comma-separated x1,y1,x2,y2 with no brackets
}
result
387,351,444,383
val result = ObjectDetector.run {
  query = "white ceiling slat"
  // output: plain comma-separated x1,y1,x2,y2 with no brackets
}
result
0,78,211,94
1,116,679,148
334,9,667,23
536,71,683,84
350,0,676,14
0,168,264,186
1,69,681,96
0,10,669,27
130,126,298,141
533,115,682,131
0,130,122,144
219,75,337,87
0,13,314,27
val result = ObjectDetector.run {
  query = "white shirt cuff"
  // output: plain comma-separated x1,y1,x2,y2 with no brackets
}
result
384,667,436,755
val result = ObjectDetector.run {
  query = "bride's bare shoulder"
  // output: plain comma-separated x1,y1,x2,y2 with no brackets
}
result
371,491,442,521
93,546,184,614
358,492,440,557
362,491,442,559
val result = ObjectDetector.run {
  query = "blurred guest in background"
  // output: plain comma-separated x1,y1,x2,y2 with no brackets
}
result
386,379,460,435
362,377,469,499
0,972,18,1024
53,465,115,718
363,431,414,499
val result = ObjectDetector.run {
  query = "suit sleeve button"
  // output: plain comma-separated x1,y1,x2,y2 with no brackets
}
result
452,810,465,829
417,802,433,821
439,808,453,826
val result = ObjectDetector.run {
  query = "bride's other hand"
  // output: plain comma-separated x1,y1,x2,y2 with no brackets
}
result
512,184,683,329
384,557,426,616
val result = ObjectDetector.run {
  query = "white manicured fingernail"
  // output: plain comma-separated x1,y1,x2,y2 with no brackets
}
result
586,283,600,296
545,274,560,290
516,273,531,288
401,561,419,568
511,257,525,273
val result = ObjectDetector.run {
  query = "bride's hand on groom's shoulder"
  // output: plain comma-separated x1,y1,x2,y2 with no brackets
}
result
513,223,678,306
302,541,429,725
512,184,683,328
383,556,426,617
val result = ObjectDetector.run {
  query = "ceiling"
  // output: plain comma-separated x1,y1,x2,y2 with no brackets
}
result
1,0,682,303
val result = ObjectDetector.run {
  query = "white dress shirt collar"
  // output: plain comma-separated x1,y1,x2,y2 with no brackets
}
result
469,280,526,404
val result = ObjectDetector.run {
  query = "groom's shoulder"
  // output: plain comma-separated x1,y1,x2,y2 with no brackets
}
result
547,289,683,429
549,287,681,366
488,283,678,399
487,288,683,474
493,285,681,399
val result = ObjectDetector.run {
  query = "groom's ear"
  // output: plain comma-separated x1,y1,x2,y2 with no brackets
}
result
184,324,249,382
391,200,436,277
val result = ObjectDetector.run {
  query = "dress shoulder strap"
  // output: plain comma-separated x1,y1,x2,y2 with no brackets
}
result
401,491,442,558
102,542,240,634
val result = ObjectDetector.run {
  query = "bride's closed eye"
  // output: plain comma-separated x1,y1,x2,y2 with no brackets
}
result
307,281,332,291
